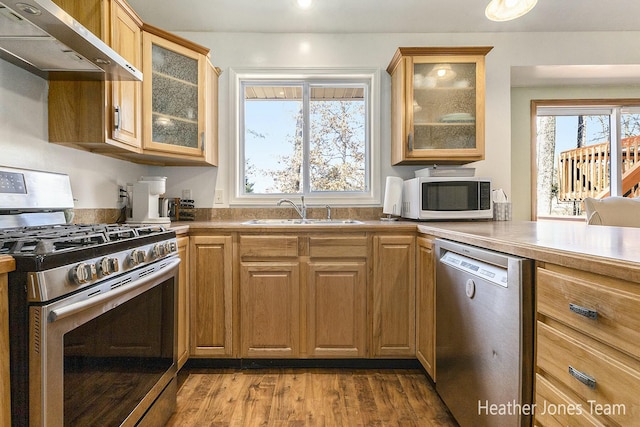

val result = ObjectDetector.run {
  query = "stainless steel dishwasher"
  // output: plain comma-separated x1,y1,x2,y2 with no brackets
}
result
435,239,534,427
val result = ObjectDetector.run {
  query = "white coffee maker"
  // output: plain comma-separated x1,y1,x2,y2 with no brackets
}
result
127,176,171,225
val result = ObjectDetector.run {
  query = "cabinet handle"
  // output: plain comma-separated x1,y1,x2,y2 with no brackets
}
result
408,133,413,151
569,303,598,320
568,366,596,389
114,106,121,131
201,132,205,152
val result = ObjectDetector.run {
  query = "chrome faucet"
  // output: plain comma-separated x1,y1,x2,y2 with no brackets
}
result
277,196,306,220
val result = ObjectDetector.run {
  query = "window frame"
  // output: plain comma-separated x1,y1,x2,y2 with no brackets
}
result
531,98,640,220
229,68,380,206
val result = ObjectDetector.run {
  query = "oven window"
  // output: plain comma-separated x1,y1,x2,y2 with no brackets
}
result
423,181,479,211
63,280,174,426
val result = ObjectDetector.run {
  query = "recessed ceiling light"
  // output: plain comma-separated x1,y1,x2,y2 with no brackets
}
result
297,0,312,9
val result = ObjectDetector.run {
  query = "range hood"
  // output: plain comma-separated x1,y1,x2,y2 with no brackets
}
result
0,0,142,81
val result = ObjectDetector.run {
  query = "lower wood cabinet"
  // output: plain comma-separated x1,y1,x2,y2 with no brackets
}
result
416,235,435,379
189,235,234,357
176,236,189,369
187,231,419,362
307,235,368,358
372,234,416,358
240,262,300,358
535,262,640,426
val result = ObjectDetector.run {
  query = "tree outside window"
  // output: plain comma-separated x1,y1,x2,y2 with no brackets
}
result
241,80,369,197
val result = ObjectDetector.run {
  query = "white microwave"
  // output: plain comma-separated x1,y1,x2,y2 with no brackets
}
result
401,177,493,220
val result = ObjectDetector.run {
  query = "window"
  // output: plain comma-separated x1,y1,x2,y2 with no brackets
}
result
231,70,379,205
533,100,640,220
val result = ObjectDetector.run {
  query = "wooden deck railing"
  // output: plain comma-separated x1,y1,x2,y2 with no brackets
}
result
557,136,640,201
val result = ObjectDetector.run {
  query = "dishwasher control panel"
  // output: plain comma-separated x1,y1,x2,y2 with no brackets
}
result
440,250,508,287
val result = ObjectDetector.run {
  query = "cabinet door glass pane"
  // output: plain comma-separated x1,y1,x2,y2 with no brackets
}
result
151,44,199,148
412,62,476,150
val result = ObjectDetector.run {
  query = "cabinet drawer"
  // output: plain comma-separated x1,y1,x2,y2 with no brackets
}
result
535,374,604,427
309,235,367,258
537,266,640,359
536,321,640,425
239,235,298,258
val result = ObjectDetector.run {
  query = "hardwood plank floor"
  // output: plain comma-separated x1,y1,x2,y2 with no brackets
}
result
166,368,458,426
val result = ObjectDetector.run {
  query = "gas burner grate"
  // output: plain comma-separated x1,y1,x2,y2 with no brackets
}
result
0,223,169,255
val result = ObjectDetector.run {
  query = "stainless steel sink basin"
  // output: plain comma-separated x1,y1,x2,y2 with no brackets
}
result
242,218,364,225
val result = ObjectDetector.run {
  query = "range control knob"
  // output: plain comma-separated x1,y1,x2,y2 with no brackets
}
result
69,263,97,285
98,257,120,276
165,241,177,253
129,249,146,266
152,243,166,258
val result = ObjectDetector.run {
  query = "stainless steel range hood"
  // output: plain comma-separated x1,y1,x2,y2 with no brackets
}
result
0,0,142,81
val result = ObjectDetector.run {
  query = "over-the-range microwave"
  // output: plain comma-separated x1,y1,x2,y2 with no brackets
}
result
401,177,493,220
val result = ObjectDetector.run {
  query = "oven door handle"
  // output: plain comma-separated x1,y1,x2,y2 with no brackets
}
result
49,258,180,323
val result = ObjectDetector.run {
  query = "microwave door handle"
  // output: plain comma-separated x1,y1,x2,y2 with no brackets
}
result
49,258,180,323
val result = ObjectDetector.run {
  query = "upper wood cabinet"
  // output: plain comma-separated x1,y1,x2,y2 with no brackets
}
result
386,46,493,165
49,0,143,152
140,24,220,166
47,1,219,166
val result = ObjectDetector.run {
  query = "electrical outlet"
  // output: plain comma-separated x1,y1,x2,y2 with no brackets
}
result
214,189,224,204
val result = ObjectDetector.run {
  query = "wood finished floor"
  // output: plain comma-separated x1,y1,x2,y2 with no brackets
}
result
166,368,458,426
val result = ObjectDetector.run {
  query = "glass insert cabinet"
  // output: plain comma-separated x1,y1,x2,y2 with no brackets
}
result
142,26,214,161
387,47,493,165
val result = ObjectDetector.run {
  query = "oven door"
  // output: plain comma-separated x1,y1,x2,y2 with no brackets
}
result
30,256,179,427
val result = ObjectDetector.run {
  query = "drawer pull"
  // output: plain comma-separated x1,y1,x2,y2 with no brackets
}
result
569,303,598,320
568,366,596,389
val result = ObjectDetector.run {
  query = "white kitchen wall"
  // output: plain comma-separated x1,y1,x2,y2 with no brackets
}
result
0,60,148,209
3,29,640,214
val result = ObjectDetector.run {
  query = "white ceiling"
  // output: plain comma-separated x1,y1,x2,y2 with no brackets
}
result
126,0,640,34
126,0,640,87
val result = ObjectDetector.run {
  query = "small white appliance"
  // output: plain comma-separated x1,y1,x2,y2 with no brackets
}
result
128,176,171,225
381,176,403,221
402,176,493,220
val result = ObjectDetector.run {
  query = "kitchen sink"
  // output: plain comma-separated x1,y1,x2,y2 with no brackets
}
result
242,218,364,225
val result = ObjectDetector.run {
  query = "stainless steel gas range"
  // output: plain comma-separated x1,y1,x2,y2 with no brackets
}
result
1,166,179,426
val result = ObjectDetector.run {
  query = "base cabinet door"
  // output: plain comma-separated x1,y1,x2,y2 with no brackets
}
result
190,236,233,357
416,235,435,379
176,236,189,369
372,234,416,357
307,261,367,358
240,262,300,358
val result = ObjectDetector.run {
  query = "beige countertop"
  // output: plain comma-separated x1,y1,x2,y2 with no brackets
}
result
417,220,640,282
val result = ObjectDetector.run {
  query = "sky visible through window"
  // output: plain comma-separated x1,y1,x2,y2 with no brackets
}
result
245,100,300,193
